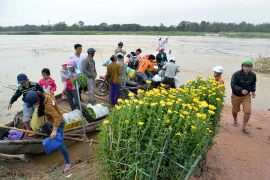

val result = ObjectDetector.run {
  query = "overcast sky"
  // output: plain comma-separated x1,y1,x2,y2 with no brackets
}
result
0,0,269,26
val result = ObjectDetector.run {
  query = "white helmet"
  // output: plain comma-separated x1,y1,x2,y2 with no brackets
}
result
213,66,224,74
170,57,176,62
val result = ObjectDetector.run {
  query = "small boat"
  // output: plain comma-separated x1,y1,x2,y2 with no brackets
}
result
0,92,109,155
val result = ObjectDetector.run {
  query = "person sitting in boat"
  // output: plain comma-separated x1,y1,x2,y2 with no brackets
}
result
8,74,44,131
136,54,156,86
66,59,81,110
156,48,168,69
126,52,139,70
25,91,71,172
38,68,57,95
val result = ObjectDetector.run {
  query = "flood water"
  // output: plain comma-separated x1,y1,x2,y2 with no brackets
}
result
0,35,270,126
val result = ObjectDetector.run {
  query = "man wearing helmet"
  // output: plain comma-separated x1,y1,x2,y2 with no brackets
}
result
115,42,126,56
213,66,225,92
157,36,168,51
231,59,257,134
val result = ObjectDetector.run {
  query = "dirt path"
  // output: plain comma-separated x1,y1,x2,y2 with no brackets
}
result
1,106,270,180
194,105,270,180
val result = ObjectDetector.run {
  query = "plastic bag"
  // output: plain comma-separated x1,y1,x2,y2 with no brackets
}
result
30,106,46,132
152,74,164,82
63,109,82,124
87,103,109,119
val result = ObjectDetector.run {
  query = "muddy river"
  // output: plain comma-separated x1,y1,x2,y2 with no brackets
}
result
0,35,270,126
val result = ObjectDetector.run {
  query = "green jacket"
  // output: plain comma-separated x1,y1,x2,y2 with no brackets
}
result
9,81,44,104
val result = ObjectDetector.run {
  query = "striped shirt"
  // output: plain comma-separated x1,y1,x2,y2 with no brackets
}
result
9,81,44,104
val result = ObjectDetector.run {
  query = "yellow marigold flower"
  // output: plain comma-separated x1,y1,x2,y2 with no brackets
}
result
166,119,171,124
136,105,139,108
208,104,217,110
202,87,207,90
125,120,129,124
133,99,139,103
199,101,208,108
206,128,209,130
160,83,166,87
216,98,221,101
146,80,152,84
139,100,144,105
201,114,207,120
222,102,224,105
103,120,110,124
168,109,173,114
182,103,187,107
180,114,184,118
161,103,166,107
220,91,224,95
115,105,121,110
197,113,202,118
169,95,176,99
192,120,195,124
138,121,144,126
128,92,134,97
191,125,197,130
175,132,182,136
208,90,212,93
193,107,198,111
169,126,172,131
212,93,216,95
117,98,124,103
208,129,212,133
177,98,183,102
208,110,215,115
166,102,173,106
200,78,205,81
138,89,145,94
203,94,206,96
193,98,199,103
183,111,189,115
151,103,157,106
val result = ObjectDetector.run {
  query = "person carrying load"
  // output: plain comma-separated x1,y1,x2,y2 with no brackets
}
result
136,54,156,86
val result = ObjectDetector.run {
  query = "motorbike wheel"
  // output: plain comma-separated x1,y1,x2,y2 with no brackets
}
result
95,79,110,96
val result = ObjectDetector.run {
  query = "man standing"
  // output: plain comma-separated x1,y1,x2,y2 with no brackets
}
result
70,44,84,72
115,42,126,55
8,74,44,131
105,55,122,107
162,57,179,88
82,48,97,105
231,59,257,134
156,36,168,51
70,44,84,100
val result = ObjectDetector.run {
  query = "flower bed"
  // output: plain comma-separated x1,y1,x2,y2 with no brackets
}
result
98,77,225,179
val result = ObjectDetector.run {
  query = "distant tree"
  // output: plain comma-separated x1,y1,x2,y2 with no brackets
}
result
53,22,67,31
78,21,84,29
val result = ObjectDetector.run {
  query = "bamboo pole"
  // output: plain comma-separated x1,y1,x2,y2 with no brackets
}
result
184,155,202,180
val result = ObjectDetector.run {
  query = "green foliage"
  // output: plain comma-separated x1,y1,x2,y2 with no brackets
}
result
97,77,225,179
71,74,87,89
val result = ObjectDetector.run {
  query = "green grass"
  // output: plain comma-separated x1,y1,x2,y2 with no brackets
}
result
0,31,270,39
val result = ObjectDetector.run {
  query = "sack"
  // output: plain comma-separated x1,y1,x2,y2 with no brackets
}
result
42,133,63,153
8,130,24,140
30,106,46,132
63,109,82,124
152,74,164,82
127,69,136,79
87,103,109,119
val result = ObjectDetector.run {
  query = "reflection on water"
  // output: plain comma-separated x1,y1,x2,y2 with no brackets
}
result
0,35,269,124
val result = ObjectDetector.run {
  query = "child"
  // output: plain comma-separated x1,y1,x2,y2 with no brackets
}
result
60,60,69,99
66,59,81,110
116,53,127,87
38,68,57,95
8,73,44,131
213,66,225,92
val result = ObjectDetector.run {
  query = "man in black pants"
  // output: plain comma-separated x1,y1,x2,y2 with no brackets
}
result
162,57,179,88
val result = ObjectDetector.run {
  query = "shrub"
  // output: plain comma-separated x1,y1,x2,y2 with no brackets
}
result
98,77,225,179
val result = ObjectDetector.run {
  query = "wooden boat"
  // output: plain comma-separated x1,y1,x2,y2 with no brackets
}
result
0,92,109,155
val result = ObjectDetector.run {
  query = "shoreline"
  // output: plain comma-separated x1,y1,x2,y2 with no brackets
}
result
0,31,270,39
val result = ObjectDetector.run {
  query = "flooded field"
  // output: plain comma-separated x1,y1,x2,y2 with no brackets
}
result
0,35,270,125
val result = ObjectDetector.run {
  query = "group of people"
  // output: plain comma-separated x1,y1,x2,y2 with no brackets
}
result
6,36,257,171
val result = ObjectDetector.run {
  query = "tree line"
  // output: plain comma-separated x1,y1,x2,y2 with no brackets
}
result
1,21,270,33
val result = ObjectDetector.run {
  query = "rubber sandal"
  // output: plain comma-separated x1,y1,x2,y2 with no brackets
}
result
233,122,238,127
242,128,249,134
64,165,71,172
